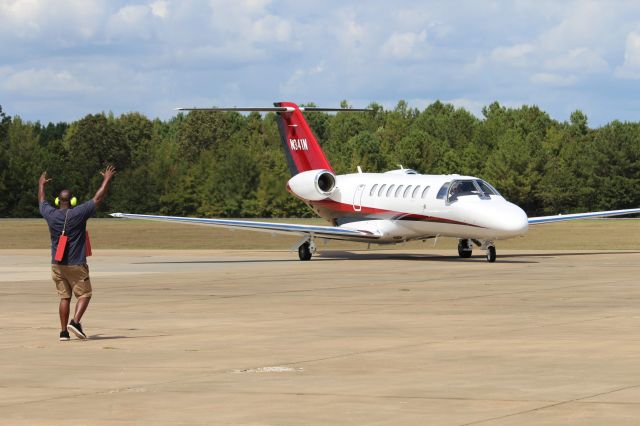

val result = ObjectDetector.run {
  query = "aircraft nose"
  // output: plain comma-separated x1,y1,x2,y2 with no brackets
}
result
497,203,529,236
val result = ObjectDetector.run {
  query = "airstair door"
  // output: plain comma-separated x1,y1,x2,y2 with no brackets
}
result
353,184,365,212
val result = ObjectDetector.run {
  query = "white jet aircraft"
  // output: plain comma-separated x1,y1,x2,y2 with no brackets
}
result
112,102,640,262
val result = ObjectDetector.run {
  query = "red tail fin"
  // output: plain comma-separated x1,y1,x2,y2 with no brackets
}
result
274,102,333,176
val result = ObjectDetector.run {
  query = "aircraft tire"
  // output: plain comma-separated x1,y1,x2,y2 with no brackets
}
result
486,246,496,262
298,242,312,261
458,240,472,258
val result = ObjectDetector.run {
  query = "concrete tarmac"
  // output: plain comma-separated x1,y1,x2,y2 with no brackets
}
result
1,248,640,425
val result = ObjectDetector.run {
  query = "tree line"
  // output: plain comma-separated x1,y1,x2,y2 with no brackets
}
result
0,101,638,218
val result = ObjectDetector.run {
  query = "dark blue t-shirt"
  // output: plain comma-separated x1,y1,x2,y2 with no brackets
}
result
40,200,96,265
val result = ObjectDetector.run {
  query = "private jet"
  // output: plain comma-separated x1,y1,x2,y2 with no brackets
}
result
112,102,640,262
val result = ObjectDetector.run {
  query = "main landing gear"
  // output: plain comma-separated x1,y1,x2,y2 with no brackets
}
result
457,239,497,262
297,238,316,261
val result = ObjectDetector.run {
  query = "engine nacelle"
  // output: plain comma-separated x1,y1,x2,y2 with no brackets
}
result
287,169,336,201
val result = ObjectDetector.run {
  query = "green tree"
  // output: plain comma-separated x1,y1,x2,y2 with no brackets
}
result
3,117,46,216
178,110,243,162
0,105,11,214
65,114,130,204
0,105,11,141
414,101,477,149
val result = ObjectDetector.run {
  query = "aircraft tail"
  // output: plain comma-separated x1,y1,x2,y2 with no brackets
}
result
175,102,370,176
274,102,333,176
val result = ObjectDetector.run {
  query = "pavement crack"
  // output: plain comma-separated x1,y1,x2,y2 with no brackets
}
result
460,383,640,425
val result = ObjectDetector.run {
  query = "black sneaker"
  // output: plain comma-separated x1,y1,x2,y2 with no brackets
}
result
68,320,87,339
59,330,70,341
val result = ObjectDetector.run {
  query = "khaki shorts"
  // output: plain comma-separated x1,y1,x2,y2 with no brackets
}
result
51,264,92,299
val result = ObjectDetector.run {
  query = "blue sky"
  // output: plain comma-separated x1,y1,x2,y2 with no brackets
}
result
1,0,640,126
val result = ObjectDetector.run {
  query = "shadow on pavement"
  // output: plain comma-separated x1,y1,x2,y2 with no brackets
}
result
317,251,536,264
130,250,639,265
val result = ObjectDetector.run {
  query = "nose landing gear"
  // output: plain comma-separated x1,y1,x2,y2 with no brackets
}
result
457,239,497,262
457,239,473,258
486,245,496,262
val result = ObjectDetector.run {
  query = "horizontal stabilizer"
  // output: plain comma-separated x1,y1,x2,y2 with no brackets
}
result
174,107,372,112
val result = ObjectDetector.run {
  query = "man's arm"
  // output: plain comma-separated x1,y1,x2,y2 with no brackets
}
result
92,165,116,207
38,171,52,203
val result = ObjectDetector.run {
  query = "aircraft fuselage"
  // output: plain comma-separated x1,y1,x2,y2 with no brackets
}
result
306,171,529,244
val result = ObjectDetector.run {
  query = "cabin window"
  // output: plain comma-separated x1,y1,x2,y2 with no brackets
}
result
386,184,396,197
378,184,387,197
395,185,404,197
436,182,450,199
412,185,421,198
403,185,412,198
370,184,379,196
421,186,430,199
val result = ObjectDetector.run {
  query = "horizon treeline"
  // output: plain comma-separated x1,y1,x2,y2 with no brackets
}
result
0,101,639,219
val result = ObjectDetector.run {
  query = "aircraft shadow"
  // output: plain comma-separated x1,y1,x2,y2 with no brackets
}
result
317,251,536,264
131,250,639,265
319,250,640,263
498,251,640,259
134,256,531,264
133,258,338,265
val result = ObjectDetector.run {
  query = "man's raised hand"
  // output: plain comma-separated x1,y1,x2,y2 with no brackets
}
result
100,165,116,180
39,171,52,186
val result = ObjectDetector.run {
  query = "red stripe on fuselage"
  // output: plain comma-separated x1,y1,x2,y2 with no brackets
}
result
311,199,483,228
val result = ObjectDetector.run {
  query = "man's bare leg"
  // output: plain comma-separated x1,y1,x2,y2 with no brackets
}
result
59,298,70,331
74,297,91,323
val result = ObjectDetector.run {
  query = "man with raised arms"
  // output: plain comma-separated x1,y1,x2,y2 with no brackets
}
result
38,165,116,341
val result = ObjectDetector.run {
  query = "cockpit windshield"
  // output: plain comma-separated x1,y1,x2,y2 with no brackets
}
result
476,180,500,196
449,180,478,198
443,179,501,202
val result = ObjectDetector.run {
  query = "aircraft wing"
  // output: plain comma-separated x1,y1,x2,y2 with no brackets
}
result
109,213,381,241
528,208,640,224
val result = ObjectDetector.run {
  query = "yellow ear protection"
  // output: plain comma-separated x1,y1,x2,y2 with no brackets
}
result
55,197,77,207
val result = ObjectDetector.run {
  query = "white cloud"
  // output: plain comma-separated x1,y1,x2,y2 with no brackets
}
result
331,8,368,50
251,14,291,43
2,1,640,125
208,0,291,44
150,1,168,19
544,47,608,73
615,31,640,79
280,63,325,95
531,73,577,87
0,67,98,95
490,43,535,67
172,43,268,65
106,5,153,39
0,0,107,43
537,2,618,52
381,30,427,60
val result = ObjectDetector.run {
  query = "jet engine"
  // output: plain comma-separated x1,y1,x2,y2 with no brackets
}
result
287,169,336,201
